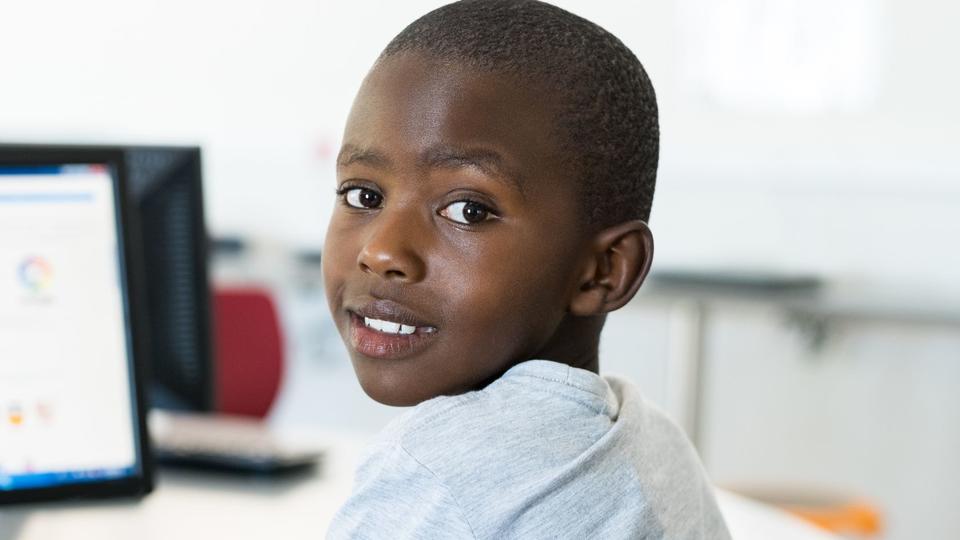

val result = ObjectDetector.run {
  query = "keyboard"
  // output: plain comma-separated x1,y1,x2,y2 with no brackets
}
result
149,411,324,473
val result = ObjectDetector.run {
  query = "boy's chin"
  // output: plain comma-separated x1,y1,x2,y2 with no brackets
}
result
351,360,436,408
346,347,513,407
360,383,422,408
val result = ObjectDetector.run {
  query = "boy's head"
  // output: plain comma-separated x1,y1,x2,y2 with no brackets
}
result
323,0,658,406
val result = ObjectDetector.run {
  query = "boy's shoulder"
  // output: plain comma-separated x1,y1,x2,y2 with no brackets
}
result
346,360,730,539
383,360,619,463
368,360,708,488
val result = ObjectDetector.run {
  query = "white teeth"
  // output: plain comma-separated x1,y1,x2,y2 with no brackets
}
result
364,317,418,335
381,321,400,334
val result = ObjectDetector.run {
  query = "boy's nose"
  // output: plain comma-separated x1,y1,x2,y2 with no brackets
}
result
356,210,427,283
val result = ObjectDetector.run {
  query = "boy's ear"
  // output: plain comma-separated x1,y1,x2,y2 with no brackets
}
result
569,220,654,316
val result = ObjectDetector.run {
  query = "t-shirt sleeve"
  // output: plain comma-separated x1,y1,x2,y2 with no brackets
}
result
326,442,475,540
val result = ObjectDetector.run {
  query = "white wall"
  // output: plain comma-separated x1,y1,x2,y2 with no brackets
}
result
601,299,960,540
700,305,960,540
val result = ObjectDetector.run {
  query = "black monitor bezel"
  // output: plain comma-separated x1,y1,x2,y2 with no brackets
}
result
127,145,214,412
0,146,154,504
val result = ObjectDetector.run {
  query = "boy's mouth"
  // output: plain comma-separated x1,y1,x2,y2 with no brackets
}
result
348,312,439,359
345,299,439,359
360,316,436,336
348,298,438,332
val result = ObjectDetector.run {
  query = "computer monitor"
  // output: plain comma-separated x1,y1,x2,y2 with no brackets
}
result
0,144,215,414
0,148,153,503
122,146,214,412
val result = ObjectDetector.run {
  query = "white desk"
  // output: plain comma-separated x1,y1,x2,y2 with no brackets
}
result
1,433,834,540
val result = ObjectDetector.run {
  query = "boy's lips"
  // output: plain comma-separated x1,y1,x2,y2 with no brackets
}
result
345,298,439,360
348,298,438,330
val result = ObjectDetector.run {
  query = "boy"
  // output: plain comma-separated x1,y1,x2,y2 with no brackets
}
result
323,1,731,538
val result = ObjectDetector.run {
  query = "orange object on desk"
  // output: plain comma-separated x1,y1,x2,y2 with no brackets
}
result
730,486,883,538
213,287,285,418
785,501,882,537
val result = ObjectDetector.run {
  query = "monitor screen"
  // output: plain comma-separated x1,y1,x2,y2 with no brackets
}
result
0,163,144,492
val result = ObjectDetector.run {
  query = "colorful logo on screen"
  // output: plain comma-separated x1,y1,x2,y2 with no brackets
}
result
18,256,54,293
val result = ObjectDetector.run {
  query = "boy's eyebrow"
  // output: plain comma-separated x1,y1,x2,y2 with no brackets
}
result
338,143,525,196
422,145,524,195
337,145,392,169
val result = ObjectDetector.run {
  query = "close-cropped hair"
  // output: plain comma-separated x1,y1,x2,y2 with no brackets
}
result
380,0,659,227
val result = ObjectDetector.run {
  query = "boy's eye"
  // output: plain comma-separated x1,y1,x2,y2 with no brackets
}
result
439,200,493,225
342,187,383,209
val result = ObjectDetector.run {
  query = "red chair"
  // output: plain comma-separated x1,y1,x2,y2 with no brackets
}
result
213,287,284,418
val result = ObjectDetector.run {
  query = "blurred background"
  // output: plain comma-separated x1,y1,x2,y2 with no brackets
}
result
1,1,957,538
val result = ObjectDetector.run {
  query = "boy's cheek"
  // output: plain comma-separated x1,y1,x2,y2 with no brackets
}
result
321,234,355,313
323,218,363,267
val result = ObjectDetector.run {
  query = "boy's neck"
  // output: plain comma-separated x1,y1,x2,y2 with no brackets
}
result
534,314,604,374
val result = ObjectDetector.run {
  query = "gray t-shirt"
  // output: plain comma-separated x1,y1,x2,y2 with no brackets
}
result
327,360,731,539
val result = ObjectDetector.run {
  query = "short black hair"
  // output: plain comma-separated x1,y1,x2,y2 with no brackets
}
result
380,0,659,227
